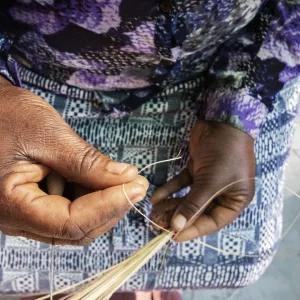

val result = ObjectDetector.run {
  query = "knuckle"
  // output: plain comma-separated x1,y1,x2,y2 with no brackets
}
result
180,200,201,218
100,190,130,221
74,146,107,175
77,236,94,246
60,219,86,240
239,185,256,206
134,176,149,191
19,230,31,240
63,234,95,246
106,204,128,221
0,173,15,199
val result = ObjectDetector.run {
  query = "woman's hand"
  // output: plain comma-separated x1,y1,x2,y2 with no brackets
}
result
151,120,255,242
0,77,148,245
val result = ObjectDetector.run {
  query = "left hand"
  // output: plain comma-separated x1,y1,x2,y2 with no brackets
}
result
150,120,256,242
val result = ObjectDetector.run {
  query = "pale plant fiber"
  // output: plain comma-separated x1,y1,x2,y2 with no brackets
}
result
37,155,300,300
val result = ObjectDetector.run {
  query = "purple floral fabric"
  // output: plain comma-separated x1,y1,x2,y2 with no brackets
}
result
67,70,151,90
0,33,20,85
203,89,268,138
198,0,300,138
10,0,123,35
0,0,300,138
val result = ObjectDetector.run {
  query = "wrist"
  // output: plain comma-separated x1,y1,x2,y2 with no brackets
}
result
0,75,13,88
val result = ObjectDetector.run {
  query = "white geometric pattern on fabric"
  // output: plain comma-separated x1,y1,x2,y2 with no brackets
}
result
65,98,91,118
5,236,39,249
54,273,84,290
13,273,37,293
0,74,298,293
220,232,246,259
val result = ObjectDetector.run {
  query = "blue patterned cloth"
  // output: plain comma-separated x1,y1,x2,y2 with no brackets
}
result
0,67,299,294
0,0,300,295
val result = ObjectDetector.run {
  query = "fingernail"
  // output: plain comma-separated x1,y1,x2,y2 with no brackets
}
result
106,162,131,175
124,183,145,203
131,195,145,203
173,214,187,231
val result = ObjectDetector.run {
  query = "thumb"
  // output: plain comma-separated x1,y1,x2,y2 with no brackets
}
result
33,119,138,190
171,183,218,232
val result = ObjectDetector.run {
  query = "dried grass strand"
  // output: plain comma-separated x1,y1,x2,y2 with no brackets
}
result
59,232,172,300
36,265,120,300
40,153,300,300
138,151,181,174
174,177,256,239
122,184,172,234
40,182,300,300
76,232,172,300
121,152,183,234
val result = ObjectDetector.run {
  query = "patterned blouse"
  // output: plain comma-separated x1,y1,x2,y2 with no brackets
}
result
0,0,299,138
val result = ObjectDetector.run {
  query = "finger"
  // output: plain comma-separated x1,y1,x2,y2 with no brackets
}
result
151,197,182,214
47,171,65,196
30,114,138,190
170,183,217,233
150,195,218,232
68,175,149,237
0,163,50,230
150,169,192,205
2,163,50,186
62,182,93,201
174,203,242,242
2,215,128,246
9,174,149,240
150,210,174,230
83,175,150,239
150,198,182,231
1,228,94,246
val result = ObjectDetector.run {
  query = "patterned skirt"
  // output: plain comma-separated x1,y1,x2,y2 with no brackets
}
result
0,67,299,294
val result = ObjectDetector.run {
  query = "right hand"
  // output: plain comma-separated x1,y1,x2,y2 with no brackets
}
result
0,77,149,245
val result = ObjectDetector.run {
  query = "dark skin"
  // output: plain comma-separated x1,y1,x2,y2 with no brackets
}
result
0,76,149,245
150,121,256,242
0,76,255,245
